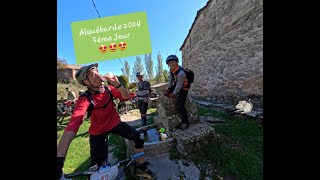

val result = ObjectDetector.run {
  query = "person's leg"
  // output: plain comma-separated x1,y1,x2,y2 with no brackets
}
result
137,100,144,126
89,132,108,168
110,122,155,179
176,90,189,128
141,102,148,126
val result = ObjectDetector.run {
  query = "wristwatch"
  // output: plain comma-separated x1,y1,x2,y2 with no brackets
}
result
115,84,122,89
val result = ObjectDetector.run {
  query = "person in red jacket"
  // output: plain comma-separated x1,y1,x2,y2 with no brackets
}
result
57,63,155,179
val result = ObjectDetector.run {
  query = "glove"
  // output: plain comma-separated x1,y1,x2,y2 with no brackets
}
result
164,89,171,97
57,157,65,179
164,92,174,98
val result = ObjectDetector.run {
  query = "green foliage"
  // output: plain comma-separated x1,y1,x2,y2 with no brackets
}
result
117,75,129,88
144,53,154,81
57,57,67,69
131,56,144,82
57,80,85,100
121,59,131,83
155,52,164,83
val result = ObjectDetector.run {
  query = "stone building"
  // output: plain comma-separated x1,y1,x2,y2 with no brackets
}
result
57,64,83,83
180,0,263,107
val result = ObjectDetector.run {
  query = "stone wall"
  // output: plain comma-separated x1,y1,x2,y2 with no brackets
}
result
57,68,73,82
180,0,263,108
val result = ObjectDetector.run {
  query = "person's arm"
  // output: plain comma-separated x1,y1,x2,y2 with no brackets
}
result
144,81,151,102
172,71,186,95
107,75,130,100
167,73,173,89
57,97,89,157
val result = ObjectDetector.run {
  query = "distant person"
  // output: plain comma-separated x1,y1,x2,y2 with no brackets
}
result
135,72,151,127
66,87,76,103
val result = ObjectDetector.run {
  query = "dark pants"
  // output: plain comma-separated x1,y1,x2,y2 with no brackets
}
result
89,122,144,167
137,100,148,126
176,90,189,125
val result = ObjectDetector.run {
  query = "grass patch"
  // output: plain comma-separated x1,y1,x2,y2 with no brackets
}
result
193,106,263,180
57,81,85,100
108,133,127,161
147,108,157,125
169,147,181,160
57,118,91,175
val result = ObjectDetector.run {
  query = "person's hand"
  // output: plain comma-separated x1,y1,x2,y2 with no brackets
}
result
57,157,65,179
164,89,171,97
105,74,120,87
164,92,174,98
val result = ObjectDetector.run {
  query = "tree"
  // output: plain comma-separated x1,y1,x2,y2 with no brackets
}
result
57,58,67,69
144,53,154,81
131,56,144,82
117,75,129,88
162,69,170,82
121,60,131,82
155,52,164,83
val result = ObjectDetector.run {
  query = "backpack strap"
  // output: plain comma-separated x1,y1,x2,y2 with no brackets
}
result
80,86,114,116
171,67,183,82
79,91,95,116
138,81,148,91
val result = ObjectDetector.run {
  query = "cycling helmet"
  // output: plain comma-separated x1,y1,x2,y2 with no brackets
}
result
75,63,98,86
165,55,179,64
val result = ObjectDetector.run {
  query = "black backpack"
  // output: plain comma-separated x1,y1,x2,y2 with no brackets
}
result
80,86,115,116
183,68,194,84
172,67,194,84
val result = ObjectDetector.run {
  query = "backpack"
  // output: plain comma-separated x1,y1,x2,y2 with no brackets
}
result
172,67,194,84
137,81,151,94
183,68,194,84
80,86,115,116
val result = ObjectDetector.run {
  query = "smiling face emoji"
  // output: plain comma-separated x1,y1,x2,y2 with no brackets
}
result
118,42,127,51
99,45,107,54
109,43,117,52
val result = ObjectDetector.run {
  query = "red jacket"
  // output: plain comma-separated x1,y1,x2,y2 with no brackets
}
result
65,85,129,135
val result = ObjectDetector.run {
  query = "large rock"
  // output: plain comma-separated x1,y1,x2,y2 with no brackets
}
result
171,123,215,156
155,94,200,135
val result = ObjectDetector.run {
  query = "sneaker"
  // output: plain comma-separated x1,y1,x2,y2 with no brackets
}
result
136,163,156,179
143,131,148,136
88,164,100,171
178,123,189,130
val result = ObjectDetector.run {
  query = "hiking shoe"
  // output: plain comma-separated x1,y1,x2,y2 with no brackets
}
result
136,168,156,179
88,164,100,171
178,123,189,130
143,131,148,136
136,163,156,179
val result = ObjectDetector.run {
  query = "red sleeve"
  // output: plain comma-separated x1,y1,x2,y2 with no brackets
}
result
64,96,90,134
108,85,130,101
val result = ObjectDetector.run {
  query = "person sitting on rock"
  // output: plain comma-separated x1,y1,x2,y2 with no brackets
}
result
165,55,191,129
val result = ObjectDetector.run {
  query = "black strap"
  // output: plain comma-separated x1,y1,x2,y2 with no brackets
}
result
170,67,183,83
138,81,147,90
81,86,114,116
